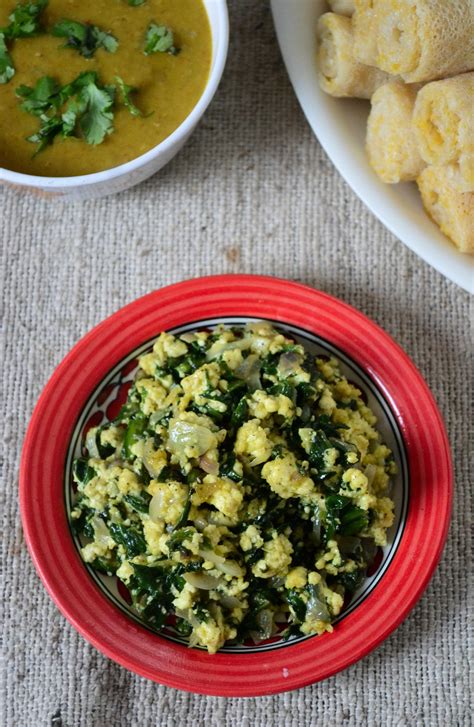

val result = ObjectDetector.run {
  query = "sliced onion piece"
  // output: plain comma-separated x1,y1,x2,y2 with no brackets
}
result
235,354,262,391
142,440,166,479
306,590,330,623
219,595,243,609
312,506,321,544
215,560,244,577
206,338,251,361
175,608,199,629
338,535,361,555
149,410,168,428
168,419,216,457
277,351,302,377
198,549,225,565
199,454,218,475
85,428,99,459
91,516,110,543
256,608,274,640
364,463,377,488
193,516,208,532
198,550,244,577
183,572,221,590
149,490,165,523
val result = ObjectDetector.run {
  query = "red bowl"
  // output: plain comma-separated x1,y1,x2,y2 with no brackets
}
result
20,275,452,696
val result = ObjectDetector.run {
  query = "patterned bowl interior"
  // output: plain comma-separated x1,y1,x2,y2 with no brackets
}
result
65,317,408,653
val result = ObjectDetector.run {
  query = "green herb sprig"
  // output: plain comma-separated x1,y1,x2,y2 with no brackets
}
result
115,75,143,117
0,0,48,84
144,22,178,56
52,19,118,58
1,0,47,39
16,71,144,154
0,34,14,84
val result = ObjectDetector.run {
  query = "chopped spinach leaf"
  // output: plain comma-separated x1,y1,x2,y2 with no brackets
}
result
109,522,147,557
244,546,263,566
192,603,210,623
73,458,95,485
286,589,306,622
175,617,192,636
282,623,302,641
71,504,94,538
269,381,295,401
336,569,365,594
167,527,195,554
307,429,333,470
123,492,151,514
90,556,118,576
324,495,369,541
230,396,247,427
219,453,242,482
122,412,147,459
173,487,192,530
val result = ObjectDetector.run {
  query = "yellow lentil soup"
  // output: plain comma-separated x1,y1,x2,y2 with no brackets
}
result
0,0,212,176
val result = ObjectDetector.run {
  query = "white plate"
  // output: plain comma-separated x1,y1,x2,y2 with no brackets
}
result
271,0,474,293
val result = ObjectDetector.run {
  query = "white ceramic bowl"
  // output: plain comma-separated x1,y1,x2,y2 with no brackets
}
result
0,0,229,201
271,0,474,293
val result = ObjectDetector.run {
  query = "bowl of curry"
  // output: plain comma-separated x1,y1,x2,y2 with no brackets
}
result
0,0,228,199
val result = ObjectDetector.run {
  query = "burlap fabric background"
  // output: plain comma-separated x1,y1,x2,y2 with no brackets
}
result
1,2,472,725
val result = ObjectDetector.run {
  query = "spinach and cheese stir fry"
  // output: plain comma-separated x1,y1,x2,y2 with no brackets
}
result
71,323,396,653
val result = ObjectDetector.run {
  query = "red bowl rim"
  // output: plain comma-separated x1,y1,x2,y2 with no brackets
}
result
20,274,452,696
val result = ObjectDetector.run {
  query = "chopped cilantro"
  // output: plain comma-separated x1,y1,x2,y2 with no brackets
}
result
1,0,47,40
0,34,15,84
26,116,64,155
52,19,118,58
115,76,143,117
0,0,48,83
73,75,115,145
17,71,144,154
16,75,61,116
144,23,178,55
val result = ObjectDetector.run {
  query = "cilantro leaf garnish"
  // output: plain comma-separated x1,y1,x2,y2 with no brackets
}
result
1,0,47,39
26,115,64,154
72,73,115,145
115,75,143,117
16,75,61,115
17,71,143,154
0,0,48,83
52,19,118,58
128,0,146,5
0,33,15,84
144,23,178,55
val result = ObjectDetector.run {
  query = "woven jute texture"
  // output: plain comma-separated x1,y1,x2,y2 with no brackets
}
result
1,2,472,725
